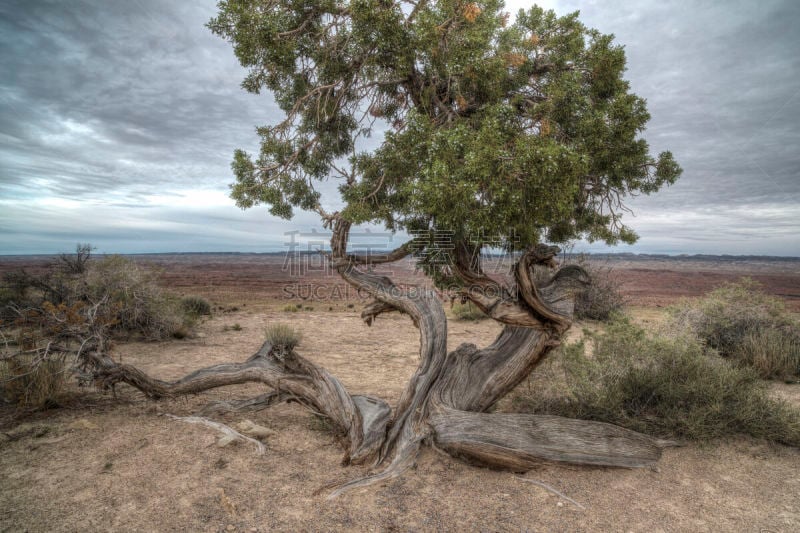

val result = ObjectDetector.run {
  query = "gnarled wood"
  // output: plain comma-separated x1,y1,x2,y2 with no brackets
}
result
76,220,667,496
429,408,664,469
87,343,390,466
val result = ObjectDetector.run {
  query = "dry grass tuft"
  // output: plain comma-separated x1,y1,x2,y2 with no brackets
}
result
1,355,68,409
265,323,302,351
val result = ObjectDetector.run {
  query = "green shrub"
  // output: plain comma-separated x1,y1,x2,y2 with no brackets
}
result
513,317,800,446
736,328,800,381
282,304,298,312
452,301,486,321
265,323,302,351
667,279,800,379
180,295,212,316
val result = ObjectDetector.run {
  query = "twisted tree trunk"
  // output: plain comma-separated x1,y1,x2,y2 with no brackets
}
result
86,219,668,496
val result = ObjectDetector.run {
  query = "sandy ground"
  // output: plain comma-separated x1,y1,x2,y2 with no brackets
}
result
2,307,799,532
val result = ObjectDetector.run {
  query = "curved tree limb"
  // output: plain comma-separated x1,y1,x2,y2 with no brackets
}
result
451,241,587,331
85,343,390,466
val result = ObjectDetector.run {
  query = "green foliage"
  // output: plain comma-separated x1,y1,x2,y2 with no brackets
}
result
265,323,302,351
180,295,212,317
513,318,800,446
209,1,681,281
282,304,299,312
667,279,800,380
451,300,486,320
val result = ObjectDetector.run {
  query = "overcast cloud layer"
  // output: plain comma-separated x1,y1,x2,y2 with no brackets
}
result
1,0,798,255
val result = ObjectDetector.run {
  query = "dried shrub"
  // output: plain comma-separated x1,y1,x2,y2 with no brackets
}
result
81,256,186,340
570,256,626,321
1,354,68,409
513,317,800,446
0,246,198,408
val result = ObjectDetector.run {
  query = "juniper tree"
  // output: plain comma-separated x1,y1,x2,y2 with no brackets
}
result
86,0,681,494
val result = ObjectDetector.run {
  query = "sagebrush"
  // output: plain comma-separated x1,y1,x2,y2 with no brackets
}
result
513,317,800,446
667,279,800,379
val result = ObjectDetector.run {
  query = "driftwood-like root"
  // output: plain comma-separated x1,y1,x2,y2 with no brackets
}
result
167,414,266,455
78,220,667,496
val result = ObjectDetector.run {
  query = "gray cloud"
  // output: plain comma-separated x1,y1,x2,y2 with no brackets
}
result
1,0,799,255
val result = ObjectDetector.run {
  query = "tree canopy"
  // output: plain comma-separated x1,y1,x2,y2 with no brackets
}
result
209,0,681,260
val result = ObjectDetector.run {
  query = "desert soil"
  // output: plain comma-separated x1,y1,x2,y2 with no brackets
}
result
1,254,799,532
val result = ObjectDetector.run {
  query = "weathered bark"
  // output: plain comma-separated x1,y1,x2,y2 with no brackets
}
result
80,217,670,496
87,343,391,465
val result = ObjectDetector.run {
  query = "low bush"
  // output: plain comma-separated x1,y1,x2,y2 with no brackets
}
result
180,295,212,317
667,279,800,380
513,317,800,446
265,323,302,351
282,304,298,312
83,255,186,340
452,301,486,321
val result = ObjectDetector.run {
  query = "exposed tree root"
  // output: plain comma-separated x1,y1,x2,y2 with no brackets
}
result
75,220,669,496
166,414,266,455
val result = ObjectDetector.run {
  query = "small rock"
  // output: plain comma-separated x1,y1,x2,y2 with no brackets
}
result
68,418,100,431
557,502,564,508
226,525,235,532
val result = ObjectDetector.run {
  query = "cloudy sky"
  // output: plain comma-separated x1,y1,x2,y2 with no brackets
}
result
1,0,798,255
